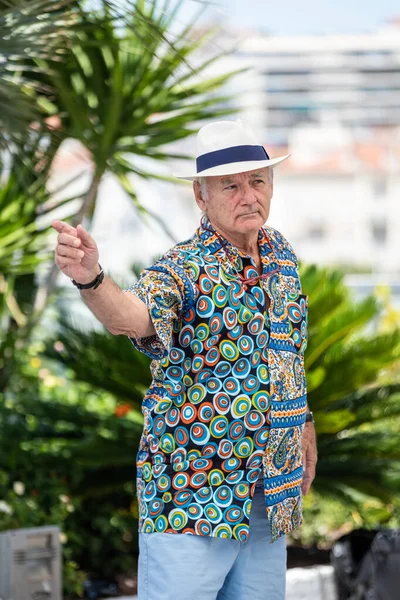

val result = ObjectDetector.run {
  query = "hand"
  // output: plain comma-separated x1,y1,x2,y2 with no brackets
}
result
301,422,317,496
52,220,100,283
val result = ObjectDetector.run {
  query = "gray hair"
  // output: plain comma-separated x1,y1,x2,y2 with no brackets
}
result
265,166,274,183
196,176,209,200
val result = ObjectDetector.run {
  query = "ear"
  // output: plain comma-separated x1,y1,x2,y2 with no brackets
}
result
193,180,207,211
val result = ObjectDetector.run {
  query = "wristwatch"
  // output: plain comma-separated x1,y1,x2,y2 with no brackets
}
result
305,411,315,424
71,264,105,290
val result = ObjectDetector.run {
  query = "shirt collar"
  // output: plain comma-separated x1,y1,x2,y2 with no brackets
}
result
197,215,274,274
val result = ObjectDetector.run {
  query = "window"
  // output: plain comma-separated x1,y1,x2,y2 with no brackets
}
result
266,70,311,77
308,225,325,240
372,222,387,244
372,177,387,199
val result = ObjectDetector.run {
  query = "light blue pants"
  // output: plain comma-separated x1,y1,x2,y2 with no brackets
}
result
137,483,287,600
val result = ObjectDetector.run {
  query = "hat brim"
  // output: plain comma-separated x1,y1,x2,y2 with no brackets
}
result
173,154,291,181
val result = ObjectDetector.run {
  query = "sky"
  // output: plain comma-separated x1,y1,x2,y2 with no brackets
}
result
179,0,400,35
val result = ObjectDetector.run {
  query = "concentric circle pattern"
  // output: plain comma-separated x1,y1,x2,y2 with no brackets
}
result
135,224,308,543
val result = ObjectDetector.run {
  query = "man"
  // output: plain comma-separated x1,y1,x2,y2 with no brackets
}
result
53,119,317,600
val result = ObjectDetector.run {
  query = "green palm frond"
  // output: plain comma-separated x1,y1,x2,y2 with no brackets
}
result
0,0,78,143
43,313,151,407
0,379,142,498
300,262,400,520
0,128,83,277
309,332,399,410
38,0,240,222
28,0,241,319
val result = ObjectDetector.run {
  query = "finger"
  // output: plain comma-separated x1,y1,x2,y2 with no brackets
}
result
305,458,317,479
301,481,310,496
302,448,315,496
58,232,81,248
76,224,97,248
301,474,313,496
52,220,77,236
56,246,84,260
302,445,317,466
302,459,316,482
56,257,81,269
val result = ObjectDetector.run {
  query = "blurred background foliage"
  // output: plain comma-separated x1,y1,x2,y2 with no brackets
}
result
1,0,239,594
1,0,400,597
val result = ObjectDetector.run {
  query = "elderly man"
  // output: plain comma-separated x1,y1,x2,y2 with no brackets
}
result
53,119,317,600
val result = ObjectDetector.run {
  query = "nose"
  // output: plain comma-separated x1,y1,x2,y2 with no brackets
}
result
240,183,257,206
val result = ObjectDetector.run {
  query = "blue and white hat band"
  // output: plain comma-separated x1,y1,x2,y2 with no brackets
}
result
173,119,290,180
196,145,270,173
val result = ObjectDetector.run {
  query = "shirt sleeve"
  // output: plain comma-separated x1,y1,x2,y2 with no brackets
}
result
124,269,183,360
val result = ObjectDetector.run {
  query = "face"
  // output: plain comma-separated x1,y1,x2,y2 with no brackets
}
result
193,167,273,239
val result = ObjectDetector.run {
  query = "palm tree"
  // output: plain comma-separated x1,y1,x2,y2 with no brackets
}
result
27,0,238,317
0,131,80,391
0,2,240,584
0,330,145,582
1,0,239,343
0,0,78,147
299,262,400,535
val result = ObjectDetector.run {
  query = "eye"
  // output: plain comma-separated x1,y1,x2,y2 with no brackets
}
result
223,184,237,191
253,179,265,185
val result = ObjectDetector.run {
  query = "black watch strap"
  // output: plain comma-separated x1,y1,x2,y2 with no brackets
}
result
305,411,314,424
71,264,104,290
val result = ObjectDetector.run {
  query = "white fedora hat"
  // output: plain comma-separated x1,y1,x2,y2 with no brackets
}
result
173,119,291,180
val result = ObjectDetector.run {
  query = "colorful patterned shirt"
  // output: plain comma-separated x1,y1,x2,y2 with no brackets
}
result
125,216,308,543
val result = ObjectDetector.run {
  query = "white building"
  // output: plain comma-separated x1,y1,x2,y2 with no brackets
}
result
268,125,400,275
172,20,400,277
217,19,400,145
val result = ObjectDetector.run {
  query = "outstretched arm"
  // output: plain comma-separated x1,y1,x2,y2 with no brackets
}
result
52,220,154,339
